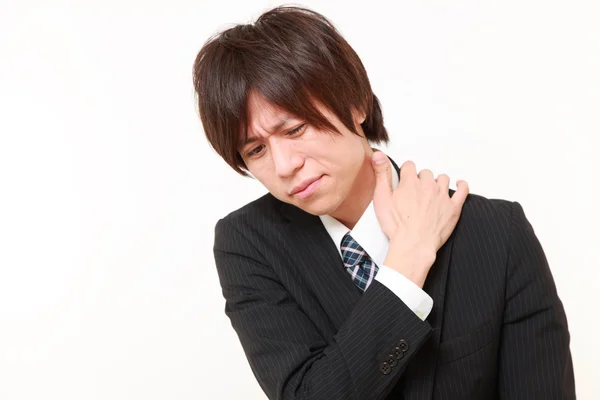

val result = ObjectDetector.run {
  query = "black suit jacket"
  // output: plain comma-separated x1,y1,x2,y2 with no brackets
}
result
213,159,575,399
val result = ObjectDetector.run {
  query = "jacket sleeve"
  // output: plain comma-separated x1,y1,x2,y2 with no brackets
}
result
498,202,576,399
213,217,433,400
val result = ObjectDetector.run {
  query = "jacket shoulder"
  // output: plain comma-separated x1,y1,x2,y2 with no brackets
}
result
461,192,514,223
453,192,518,251
214,193,287,248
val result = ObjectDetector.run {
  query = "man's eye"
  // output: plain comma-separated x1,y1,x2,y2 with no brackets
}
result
246,145,265,157
286,123,307,136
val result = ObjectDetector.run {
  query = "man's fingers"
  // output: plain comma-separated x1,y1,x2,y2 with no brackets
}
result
399,160,417,182
436,174,450,189
418,169,434,181
451,180,470,207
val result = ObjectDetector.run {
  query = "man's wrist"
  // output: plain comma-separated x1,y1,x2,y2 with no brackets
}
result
383,245,436,288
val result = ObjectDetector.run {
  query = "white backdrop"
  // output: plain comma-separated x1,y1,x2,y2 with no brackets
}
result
1,0,598,398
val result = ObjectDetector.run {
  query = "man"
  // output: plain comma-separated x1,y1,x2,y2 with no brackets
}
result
193,6,575,399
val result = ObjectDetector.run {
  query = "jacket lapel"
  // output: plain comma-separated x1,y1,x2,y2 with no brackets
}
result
279,200,361,328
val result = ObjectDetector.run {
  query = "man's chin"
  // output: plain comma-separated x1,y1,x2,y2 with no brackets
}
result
292,198,339,217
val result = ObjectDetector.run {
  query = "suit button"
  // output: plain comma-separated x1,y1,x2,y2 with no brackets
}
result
386,354,398,367
398,339,409,352
379,361,392,375
393,347,405,360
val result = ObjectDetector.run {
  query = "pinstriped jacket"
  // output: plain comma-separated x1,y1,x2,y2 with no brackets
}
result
213,158,575,399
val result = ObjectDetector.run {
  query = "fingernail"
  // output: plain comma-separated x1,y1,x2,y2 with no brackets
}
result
372,152,386,164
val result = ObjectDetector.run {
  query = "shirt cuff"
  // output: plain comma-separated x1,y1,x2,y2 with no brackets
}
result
374,265,434,321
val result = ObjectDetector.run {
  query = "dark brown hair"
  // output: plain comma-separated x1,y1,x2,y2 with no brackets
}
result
193,6,389,176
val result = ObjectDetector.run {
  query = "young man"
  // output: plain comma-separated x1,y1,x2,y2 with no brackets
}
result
193,6,575,399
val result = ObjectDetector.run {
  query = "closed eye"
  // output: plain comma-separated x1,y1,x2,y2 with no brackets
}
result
286,123,307,136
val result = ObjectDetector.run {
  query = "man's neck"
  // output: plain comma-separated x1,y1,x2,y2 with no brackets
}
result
329,156,377,230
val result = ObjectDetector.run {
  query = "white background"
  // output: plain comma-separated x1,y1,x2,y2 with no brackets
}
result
1,0,598,398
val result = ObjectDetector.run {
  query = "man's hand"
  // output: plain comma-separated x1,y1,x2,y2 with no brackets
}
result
371,151,469,288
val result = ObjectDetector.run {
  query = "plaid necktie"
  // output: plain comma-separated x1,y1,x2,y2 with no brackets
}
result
340,233,379,291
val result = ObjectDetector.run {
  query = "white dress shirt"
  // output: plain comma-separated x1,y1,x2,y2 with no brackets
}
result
319,155,434,321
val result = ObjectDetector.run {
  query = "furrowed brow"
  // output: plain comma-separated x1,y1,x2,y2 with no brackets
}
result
238,116,296,149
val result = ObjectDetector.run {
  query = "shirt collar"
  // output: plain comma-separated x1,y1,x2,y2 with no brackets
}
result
319,153,399,268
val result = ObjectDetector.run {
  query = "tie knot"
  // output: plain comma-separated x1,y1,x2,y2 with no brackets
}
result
340,233,370,268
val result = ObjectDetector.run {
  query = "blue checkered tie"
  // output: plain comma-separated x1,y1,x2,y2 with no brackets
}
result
340,233,378,291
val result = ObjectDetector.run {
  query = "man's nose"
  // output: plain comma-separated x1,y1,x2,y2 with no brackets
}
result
271,140,304,178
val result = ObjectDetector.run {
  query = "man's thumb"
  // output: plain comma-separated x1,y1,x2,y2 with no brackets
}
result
371,151,395,238
371,151,393,197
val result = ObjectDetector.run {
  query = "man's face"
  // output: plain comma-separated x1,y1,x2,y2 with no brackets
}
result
240,92,372,216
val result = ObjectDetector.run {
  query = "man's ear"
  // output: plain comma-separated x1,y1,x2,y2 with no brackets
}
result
352,106,367,126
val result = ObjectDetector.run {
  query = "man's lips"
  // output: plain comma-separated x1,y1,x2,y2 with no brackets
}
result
289,175,324,196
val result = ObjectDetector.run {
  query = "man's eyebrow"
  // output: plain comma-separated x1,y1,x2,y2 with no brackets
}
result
268,117,294,135
239,116,296,149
